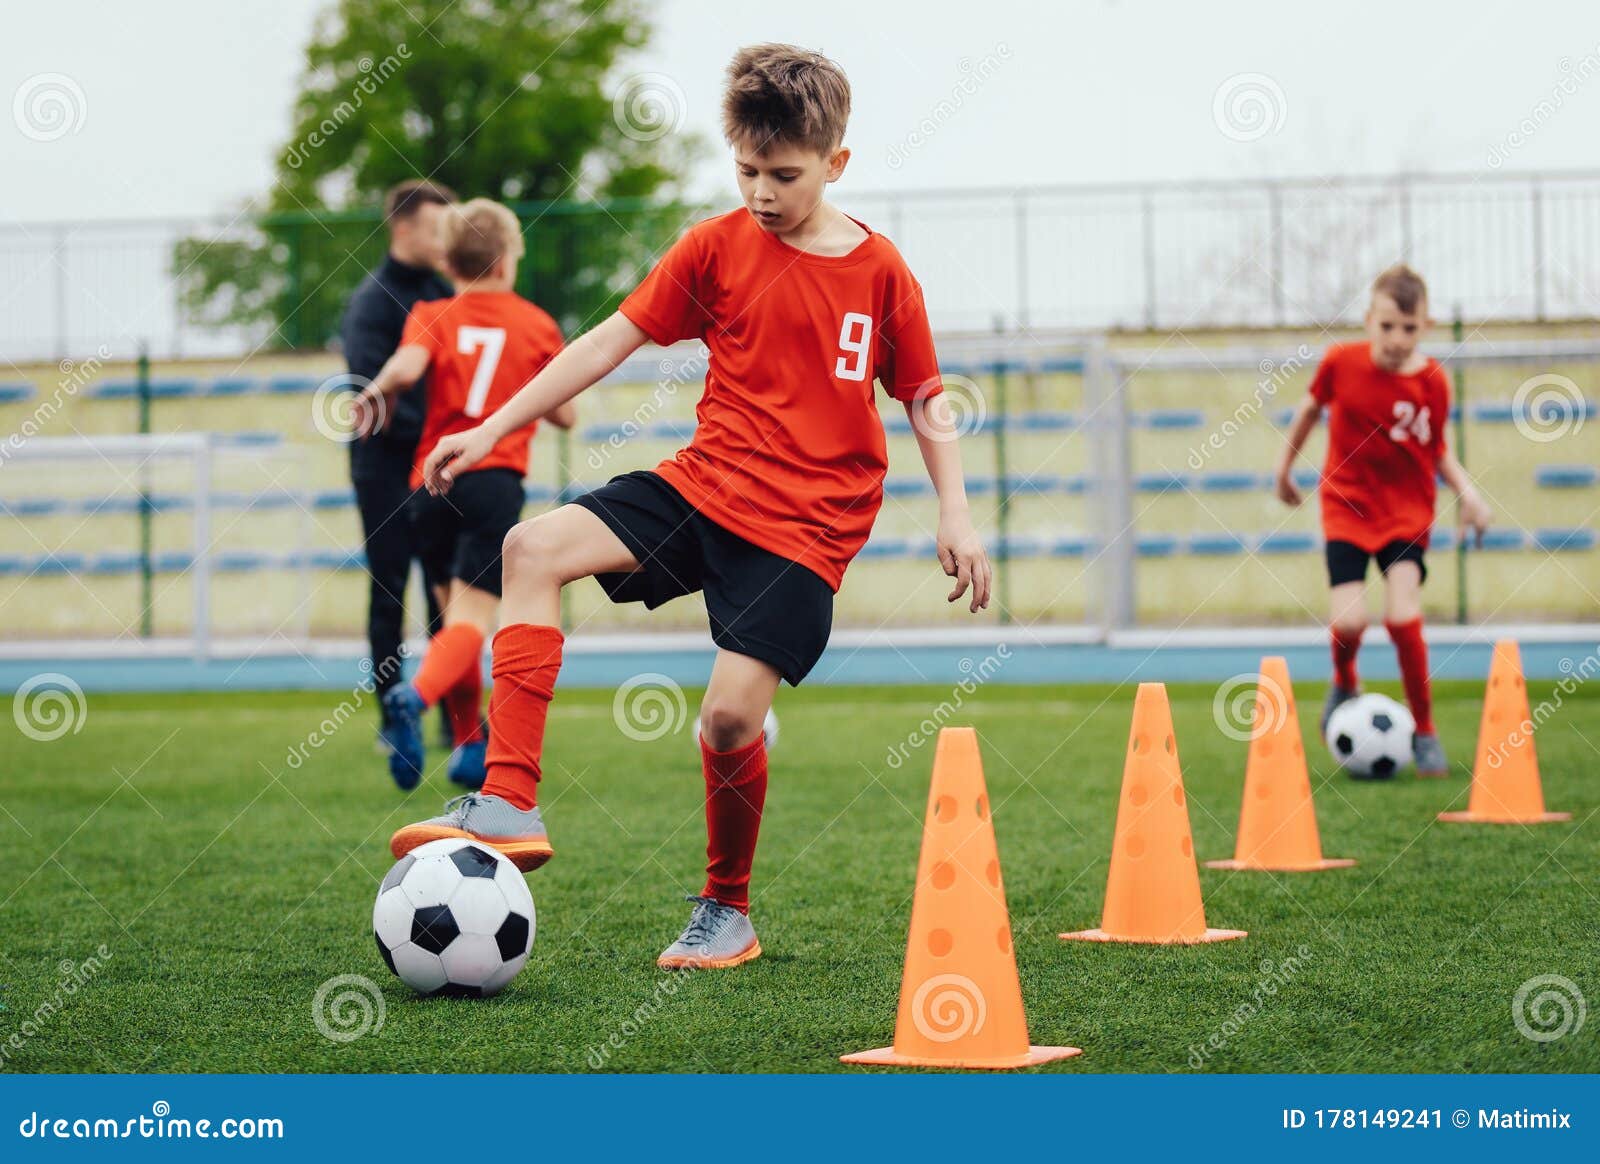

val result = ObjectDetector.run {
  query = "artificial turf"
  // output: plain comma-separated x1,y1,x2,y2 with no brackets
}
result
2,678,1594,1073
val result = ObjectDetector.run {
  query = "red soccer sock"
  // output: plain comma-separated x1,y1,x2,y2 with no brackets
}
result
481,624,564,811
1385,617,1434,734
443,675,484,747
1331,624,1364,690
700,732,769,914
412,623,485,708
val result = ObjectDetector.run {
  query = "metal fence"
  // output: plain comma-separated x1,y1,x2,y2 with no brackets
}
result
3,171,1598,364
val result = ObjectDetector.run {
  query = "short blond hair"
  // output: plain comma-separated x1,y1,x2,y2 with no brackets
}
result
443,198,525,280
1372,263,1428,314
722,43,850,155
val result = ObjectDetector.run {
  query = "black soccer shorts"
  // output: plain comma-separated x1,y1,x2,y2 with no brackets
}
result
1324,537,1428,588
409,467,526,599
571,470,834,686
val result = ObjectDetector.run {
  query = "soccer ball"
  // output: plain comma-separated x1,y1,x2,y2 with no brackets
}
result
373,838,535,997
691,707,779,751
1325,693,1415,780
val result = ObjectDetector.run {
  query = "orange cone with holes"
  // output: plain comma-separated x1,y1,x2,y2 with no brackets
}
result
1061,683,1246,944
842,727,1080,1069
1439,639,1571,824
1206,657,1355,872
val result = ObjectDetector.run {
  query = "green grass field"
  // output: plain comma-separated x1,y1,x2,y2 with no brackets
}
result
3,679,1594,1073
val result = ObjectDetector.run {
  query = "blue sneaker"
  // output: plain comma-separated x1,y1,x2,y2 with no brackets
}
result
447,737,487,788
380,685,425,791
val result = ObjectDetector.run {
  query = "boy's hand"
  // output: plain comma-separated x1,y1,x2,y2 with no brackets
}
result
937,509,991,613
351,387,388,440
1458,485,1491,548
1274,467,1303,507
423,426,494,495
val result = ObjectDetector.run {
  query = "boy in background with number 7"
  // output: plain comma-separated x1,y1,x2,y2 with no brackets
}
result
1274,264,1490,776
389,43,992,970
355,199,574,791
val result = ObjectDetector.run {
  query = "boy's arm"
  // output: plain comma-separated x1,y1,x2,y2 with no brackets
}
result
1273,396,1322,506
906,393,991,612
354,344,430,438
1438,449,1490,547
423,311,647,492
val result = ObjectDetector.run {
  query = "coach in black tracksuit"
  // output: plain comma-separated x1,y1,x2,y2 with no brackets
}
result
341,180,456,734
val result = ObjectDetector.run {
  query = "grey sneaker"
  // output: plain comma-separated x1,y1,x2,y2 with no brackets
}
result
1413,731,1449,778
389,792,553,871
657,895,761,970
1320,684,1360,735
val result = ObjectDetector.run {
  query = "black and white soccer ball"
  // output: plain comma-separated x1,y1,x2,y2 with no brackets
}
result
373,838,535,997
1324,692,1415,780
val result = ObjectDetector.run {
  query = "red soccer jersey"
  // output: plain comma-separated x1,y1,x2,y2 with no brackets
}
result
1308,341,1450,552
400,290,563,487
619,209,942,590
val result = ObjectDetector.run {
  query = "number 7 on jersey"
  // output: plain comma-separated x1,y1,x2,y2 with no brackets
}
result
457,326,507,417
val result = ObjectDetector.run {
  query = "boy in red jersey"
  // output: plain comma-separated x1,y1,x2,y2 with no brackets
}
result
354,198,574,791
390,44,992,969
1274,265,1490,776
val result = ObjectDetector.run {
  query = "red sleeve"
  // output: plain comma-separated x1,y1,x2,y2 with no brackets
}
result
877,268,941,402
399,300,444,359
1308,346,1338,405
619,228,712,346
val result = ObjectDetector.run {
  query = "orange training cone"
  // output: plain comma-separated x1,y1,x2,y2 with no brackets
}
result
1062,683,1246,944
843,727,1080,1069
1206,657,1355,872
1439,639,1570,825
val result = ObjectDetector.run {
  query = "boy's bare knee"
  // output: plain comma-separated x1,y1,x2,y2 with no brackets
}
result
1331,614,1368,637
698,699,762,752
503,518,560,583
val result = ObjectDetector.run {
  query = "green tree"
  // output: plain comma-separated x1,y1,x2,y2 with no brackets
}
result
175,0,702,349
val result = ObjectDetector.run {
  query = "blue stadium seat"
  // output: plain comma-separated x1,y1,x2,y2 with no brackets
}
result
1136,409,1205,430
1534,527,1596,552
1535,465,1597,488
1187,533,1247,555
1136,534,1180,557
0,382,36,403
1257,532,1318,554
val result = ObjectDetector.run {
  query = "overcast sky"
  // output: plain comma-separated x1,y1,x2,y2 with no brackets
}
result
3,0,1598,223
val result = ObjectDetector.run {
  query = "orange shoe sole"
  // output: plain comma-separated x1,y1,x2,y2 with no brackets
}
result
389,824,553,871
656,940,762,971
